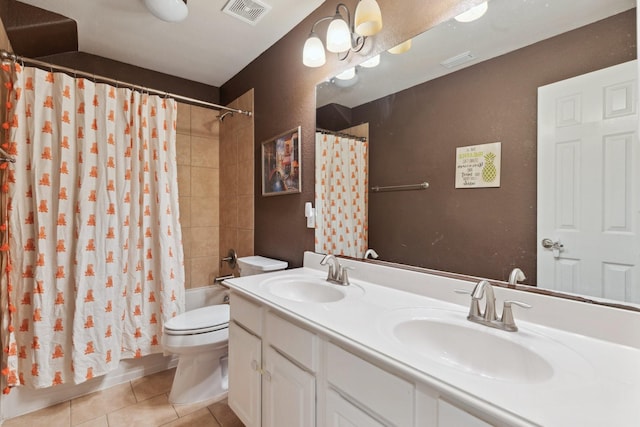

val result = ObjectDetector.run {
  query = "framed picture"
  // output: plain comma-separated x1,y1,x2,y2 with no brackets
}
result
261,126,302,196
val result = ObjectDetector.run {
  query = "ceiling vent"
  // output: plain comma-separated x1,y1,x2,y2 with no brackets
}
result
222,0,271,26
440,51,476,69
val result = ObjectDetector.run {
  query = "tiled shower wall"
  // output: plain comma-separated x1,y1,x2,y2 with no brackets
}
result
176,102,221,288
220,89,255,275
175,89,255,288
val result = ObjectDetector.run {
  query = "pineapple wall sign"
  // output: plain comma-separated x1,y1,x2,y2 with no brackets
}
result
455,142,501,188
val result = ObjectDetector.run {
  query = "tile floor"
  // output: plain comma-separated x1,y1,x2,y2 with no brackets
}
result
3,368,244,427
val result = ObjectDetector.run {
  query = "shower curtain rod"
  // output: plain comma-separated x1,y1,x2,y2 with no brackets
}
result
0,50,252,117
316,127,367,142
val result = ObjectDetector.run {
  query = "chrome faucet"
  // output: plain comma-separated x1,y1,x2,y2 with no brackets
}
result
459,280,531,332
508,268,526,285
320,254,350,286
469,280,497,322
363,249,379,259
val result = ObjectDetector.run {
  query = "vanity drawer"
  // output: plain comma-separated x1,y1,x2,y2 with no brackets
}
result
230,293,263,336
265,311,318,372
326,342,414,426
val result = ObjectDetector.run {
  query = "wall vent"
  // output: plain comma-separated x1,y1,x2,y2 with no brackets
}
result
440,51,476,69
222,0,272,26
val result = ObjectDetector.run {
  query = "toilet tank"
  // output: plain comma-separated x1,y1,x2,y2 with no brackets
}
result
237,256,288,277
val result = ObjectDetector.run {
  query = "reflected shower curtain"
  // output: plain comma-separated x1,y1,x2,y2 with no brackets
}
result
314,132,368,257
0,63,185,391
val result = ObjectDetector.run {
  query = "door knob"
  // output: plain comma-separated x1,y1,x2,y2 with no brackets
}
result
541,238,564,258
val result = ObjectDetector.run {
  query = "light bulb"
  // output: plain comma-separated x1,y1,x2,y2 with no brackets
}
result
388,39,412,54
335,67,356,80
354,0,383,36
303,33,326,67
454,1,488,23
144,0,188,22
326,16,351,53
360,54,380,68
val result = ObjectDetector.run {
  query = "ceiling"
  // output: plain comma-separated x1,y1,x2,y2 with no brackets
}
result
16,0,325,87
317,0,637,108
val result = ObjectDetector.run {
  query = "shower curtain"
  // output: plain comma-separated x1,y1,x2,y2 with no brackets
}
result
0,63,185,391
314,132,368,257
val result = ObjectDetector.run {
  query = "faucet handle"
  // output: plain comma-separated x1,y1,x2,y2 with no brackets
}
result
501,300,532,331
504,300,532,309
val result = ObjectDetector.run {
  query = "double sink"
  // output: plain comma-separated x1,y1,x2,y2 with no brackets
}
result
256,271,591,385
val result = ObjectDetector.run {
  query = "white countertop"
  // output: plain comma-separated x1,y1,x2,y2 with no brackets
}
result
224,254,640,427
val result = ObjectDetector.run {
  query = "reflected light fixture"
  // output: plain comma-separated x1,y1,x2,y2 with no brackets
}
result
303,1,383,68
335,67,356,80
388,38,412,54
359,54,380,68
144,0,188,22
454,1,488,23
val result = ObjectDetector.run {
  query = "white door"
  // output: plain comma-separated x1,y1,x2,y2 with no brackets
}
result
538,60,640,303
228,321,262,427
262,346,315,427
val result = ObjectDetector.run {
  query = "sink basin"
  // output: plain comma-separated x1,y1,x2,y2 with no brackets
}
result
377,308,591,383
260,275,364,303
392,317,554,383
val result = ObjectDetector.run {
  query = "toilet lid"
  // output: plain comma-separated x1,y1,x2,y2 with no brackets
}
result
164,305,230,335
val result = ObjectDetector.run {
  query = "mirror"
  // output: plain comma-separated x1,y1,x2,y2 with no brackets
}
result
315,0,639,308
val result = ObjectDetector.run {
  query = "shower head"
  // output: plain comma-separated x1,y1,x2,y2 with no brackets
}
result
219,111,234,122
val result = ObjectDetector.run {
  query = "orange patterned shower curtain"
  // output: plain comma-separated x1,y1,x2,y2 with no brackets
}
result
315,132,368,257
0,63,185,391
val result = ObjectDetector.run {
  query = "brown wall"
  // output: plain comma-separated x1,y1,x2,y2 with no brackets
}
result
1,0,77,57
221,0,481,268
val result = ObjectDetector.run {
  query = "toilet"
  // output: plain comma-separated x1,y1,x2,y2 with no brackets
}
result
237,255,288,277
162,255,287,404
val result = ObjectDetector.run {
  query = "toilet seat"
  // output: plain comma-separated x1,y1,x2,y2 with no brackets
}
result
164,305,230,336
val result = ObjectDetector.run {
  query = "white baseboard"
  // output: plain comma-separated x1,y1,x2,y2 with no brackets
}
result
0,352,178,422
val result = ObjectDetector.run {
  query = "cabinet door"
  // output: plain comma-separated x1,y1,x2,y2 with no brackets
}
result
325,389,386,427
228,321,262,427
262,346,315,427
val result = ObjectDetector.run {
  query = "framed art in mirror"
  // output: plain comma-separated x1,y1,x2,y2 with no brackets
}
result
261,126,302,196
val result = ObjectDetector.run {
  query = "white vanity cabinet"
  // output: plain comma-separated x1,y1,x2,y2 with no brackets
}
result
229,292,500,427
228,293,317,427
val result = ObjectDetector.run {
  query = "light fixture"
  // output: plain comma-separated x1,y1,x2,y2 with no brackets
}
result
354,0,383,36
454,1,488,23
335,67,356,80
302,33,326,67
326,13,352,52
302,1,383,68
144,0,188,22
388,38,412,54
359,54,380,68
